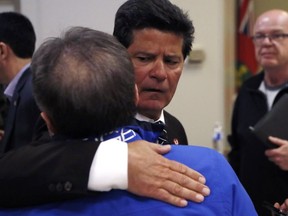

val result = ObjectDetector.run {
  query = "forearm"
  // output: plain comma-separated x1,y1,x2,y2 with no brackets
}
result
0,140,98,207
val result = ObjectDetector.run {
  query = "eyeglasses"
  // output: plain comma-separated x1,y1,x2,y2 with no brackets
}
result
252,33,288,45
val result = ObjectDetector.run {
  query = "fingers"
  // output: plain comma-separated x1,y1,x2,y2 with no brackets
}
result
285,199,288,207
154,168,210,206
265,137,287,157
277,199,288,214
161,157,210,199
268,159,288,170
168,158,206,183
151,143,207,184
268,136,287,146
152,143,171,155
142,155,210,205
265,139,288,170
274,202,280,208
127,140,210,207
283,199,288,212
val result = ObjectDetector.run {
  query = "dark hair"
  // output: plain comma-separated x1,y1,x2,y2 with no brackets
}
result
113,0,194,59
0,12,36,58
32,27,136,138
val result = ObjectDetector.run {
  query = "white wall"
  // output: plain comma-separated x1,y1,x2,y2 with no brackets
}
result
20,0,127,47
18,0,231,149
168,0,226,148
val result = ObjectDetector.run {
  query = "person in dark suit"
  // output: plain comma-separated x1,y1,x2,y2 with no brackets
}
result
163,111,188,144
0,84,7,131
114,0,189,145
0,0,208,208
0,12,40,152
1,26,257,216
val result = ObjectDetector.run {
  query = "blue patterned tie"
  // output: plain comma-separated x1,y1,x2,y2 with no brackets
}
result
153,121,168,145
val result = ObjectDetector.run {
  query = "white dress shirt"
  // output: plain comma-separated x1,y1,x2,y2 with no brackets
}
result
87,111,164,191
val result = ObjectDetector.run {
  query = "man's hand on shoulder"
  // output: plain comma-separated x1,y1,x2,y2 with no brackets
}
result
127,140,210,207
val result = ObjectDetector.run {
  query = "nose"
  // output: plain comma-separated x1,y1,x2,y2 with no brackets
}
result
150,60,167,80
262,35,273,45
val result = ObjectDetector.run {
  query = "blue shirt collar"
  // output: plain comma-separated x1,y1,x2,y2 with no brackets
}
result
4,63,30,100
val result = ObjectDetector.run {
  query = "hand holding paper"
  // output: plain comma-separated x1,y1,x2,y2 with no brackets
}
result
250,94,288,149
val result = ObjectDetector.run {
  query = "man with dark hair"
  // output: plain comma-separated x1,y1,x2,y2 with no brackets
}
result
0,12,40,152
0,0,210,208
113,0,191,144
1,26,257,216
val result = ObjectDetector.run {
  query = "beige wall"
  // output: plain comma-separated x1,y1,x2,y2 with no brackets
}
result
168,0,235,149
254,0,288,17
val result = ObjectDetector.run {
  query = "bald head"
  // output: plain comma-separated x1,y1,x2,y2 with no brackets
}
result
253,9,288,35
252,9,288,83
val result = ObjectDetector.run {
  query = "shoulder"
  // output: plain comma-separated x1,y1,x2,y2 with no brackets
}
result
16,68,33,94
240,71,264,90
18,68,34,95
163,110,182,125
165,145,257,215
166,145,226,169
19,67,32,83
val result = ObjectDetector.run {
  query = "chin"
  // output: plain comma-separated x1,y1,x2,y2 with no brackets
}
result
138,102,166,114
261,61,278,68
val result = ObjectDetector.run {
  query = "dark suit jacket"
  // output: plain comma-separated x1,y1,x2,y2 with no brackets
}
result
0,138,100,207
0,110,187,207
164,110,188,145
0,68,41,152
0,84,8,129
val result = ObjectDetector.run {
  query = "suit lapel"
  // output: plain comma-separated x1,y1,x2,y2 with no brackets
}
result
164,111,179,145
0,68,31,152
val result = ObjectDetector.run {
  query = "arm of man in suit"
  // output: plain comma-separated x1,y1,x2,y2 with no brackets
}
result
0,133,209,207
0,139,98,207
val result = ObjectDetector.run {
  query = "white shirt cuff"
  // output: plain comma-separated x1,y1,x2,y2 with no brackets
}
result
88,139,128,191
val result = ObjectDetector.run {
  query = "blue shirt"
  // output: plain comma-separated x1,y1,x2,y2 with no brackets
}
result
0,123,257,216
4,63,30,100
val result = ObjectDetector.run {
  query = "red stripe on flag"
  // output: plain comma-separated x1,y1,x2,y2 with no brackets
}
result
236,0,258,90
239,0,249,28
237,34,258,73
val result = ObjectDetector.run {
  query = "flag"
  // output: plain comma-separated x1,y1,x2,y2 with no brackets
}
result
236,0,259,91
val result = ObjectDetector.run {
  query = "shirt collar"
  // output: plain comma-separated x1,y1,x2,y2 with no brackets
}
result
4,63,30,100
135,110,165,124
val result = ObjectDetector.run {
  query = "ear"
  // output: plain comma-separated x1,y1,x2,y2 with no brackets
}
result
134,84,139,106
0,42,9,60
40,112,56,136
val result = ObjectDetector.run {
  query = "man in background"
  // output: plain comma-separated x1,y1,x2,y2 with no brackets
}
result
228,9,288,216
0,12,40,152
